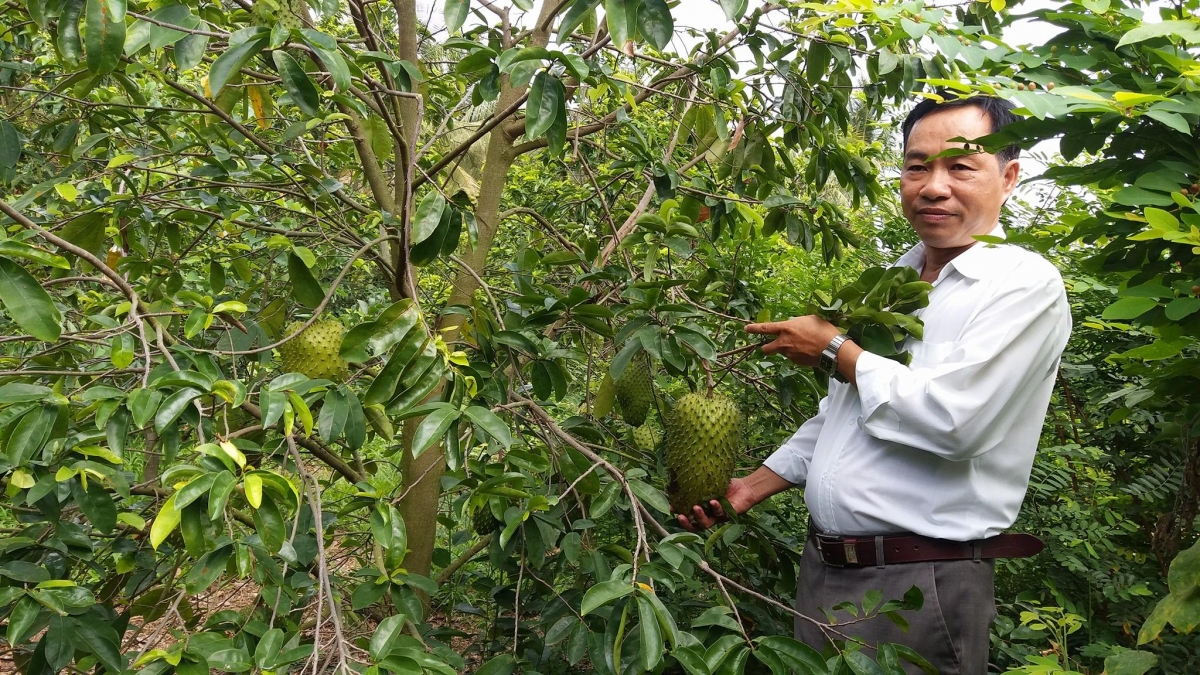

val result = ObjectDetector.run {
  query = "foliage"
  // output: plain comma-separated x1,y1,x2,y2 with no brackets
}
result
0,0,1197,674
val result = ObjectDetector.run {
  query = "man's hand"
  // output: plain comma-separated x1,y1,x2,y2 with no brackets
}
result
675,478,760,531
744,316,841,368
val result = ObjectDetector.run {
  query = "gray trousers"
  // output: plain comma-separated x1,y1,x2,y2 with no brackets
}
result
795,540,996,674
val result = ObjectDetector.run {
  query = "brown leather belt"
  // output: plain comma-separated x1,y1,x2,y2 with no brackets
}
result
807,523,1043,568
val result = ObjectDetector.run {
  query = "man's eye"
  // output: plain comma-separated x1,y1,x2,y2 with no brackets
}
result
952,163,974,170
905,164,926,172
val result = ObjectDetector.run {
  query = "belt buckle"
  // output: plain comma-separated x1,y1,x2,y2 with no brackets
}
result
814,532,845,568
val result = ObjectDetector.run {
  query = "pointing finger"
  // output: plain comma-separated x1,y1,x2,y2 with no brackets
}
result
745,321,788,335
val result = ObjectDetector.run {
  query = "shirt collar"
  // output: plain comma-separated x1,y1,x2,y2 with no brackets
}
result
894,224,1006,281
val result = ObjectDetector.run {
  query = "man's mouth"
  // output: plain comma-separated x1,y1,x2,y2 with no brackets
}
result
917,209,954,219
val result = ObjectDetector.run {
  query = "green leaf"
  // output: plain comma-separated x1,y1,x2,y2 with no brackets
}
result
1117,19,1200,47
273,50,322,116
84,0,126,73
149,492,181,549
287,251,325,309
526,72,564,139
252,492,286,553
558,0,601,42
0,256,62,341
637,596,664,671
0,241,70,269
717,0,747,21
411,406,461,458
444,0,469,34
757,637,827,675
1102,297,1158,320
0,121,20,169
111,332,135,368
154,387,202,432
128,387,161,428
581,578,634,614
462,406,512,448
6,595,40,645
254,627,285,669
844,651,886,675
7,404,56,466
476,654,516,675
57,0,86,64
638,0,673,51
209,34,268,97
1103,650,1158,675
175,32,209,71
0,561,50,583
605,0,634,47
300,30,351,92
370,614,408,661
629,479,671,514
413,192,447,245
208,471,236,520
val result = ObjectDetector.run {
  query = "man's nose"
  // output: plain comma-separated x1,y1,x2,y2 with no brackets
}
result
920,168,952,199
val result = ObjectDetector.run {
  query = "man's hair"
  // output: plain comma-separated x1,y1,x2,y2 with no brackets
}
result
900,94,1020,165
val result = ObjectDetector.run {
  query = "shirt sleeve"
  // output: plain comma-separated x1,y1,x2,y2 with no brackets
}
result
762,393,830,486
853,268,1070,461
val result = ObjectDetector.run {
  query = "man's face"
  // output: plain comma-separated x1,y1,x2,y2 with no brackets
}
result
899,106,1020,249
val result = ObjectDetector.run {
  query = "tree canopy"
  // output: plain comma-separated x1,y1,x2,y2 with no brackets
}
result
0,0,1198,674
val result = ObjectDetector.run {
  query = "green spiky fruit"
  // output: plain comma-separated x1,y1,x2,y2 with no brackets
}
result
615,354,654,427
472,507,499,536
632,425,659,451
664,392,742,515
277,319,350,381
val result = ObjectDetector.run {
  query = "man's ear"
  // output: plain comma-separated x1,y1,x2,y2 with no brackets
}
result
1000,158,1020,200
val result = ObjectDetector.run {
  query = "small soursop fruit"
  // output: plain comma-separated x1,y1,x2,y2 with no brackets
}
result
664,391,742,515
614,354,654,427
632,424,659,451
472,507,499,536
277,319,350,381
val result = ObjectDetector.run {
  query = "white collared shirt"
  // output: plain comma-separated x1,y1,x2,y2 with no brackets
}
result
763,226,1071,541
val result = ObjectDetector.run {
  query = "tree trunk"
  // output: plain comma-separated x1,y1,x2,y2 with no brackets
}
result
396,0,563,583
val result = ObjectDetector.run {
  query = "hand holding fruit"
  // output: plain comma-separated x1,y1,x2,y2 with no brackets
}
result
745,315,841,367
675,477,759,531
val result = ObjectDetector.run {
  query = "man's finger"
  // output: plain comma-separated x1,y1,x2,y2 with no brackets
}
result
676,514,696,531
690,504,715,529
705,499,726,520
745,321,788,335
759,339,784,356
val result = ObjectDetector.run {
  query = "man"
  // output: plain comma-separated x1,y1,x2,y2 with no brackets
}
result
677,95,1071,673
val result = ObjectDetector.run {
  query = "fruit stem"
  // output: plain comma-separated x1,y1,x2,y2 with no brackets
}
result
701,357,715,395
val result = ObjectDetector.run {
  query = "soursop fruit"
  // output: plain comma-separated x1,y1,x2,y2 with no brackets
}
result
277,319,350,381
664,391,742,514
472,507,499,536
632,424,659,451
614,354,654,427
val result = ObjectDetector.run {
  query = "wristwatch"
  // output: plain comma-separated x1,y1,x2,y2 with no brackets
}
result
819,334,849,382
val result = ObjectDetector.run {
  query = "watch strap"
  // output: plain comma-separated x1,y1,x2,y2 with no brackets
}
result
819,334,849,381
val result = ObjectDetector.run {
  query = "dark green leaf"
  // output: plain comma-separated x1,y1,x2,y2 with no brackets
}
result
444,0,469,34
413,192,447,245
638,0,673,51
209,33,268,97
411,407,461,458
287,251,325,309
581,579,633,614
0,121,22,169
273,50,322,116
0,256,62,341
